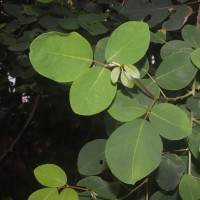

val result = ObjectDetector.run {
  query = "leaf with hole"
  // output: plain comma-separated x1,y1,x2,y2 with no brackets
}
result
34,164,67,187
155,52,197,90
105,21,150,64
149,103,192,140
28,188,58,200
105,119,163,184
29,32,93,82
77,139,108,175
70,66,117,115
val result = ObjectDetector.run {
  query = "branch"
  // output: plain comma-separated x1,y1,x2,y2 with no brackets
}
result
0,94,40,161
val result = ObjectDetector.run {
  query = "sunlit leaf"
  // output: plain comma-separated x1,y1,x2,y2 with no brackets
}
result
149,103,192,140
59,188,78,200
70,66,117,115
105,21,150,64
123,64,140,79
105,119,163,184
120,70,134,88
28,188,58,200
77,139,108,175
34,164,67,187
29,32,93,82
150,29,166,44
110,67,120,84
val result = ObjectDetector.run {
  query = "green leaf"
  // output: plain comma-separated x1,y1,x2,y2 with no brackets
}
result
160,40,193,60
150,29,166,44
186,92,200,119
155,52,197,90
70,66,117,115
120,70,134,88
188,126,200,161
77,139,108,175
37,0,53,3
39,16,58,30
29,32,93,82
58,18,79,30
191,48,200,69
110,67,120,84
94,37,109,64
0,23,6,29
78,176,119,200
108,90,147,122
59,189,78,200
156,154,185,191
34,164,67,187
123,64,140,79
135,56,149,78
150,191,179,200
149,103,192,140
179,174,200,200
28,188,58,200
105,21,150,64
182,25,200,49
105,119,163,184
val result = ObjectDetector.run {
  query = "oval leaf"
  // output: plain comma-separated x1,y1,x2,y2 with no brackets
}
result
182,25,200,49
123,64,140,79
179,174,200,200
29,32,93,82
110,67,120,84
59,189,78,200
77,139,108,175
70,66,117,115
34,164,67,187
149,103,192,140
105,119,163,184
191,48,200,69
156,153,185,191
108,90,146,122
78,176,120,200
105,21,150,64
155,52,197,90
28,188,58,200
120,70,134,88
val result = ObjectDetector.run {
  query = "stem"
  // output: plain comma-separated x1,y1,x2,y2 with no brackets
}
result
145,181,148,200
193,119,200,125
62,185,89,191
117,178,148,200
144,98,157,120
0,94,40,161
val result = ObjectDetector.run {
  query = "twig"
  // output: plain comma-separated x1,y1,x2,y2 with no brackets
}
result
144,98,157,120
0,94,40,161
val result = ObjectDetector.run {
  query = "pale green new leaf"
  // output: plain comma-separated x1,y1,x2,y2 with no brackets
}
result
105,21,150,64
179,174,200,200
149,103,192,140
34,164,67,187
123,64,140,79
108,90,147,122
77,139,108,175
59,189,78,200
155,52,197,90
105,119,163,184
70,66,117,115
120,70,134,88
191,48,200,69
29,32,93,82
110,67,120,84
28,188,58,200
